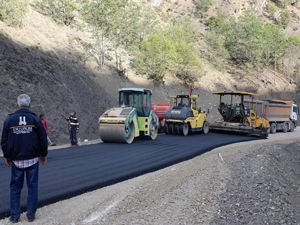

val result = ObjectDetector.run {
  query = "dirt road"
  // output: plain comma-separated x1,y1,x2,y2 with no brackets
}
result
0,130,299,225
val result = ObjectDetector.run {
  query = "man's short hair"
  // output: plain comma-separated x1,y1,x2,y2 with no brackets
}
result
17,94,31,108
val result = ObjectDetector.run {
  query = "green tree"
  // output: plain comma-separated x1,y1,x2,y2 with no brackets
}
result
0,0,28,26
165,20,203,85
134,33,177,83
173,41,203,85
205,32,230,68
134,19,204,85
82,0,119,67
260,23,287,66
109,1,157,73
207,10,289,68
34,0,77,26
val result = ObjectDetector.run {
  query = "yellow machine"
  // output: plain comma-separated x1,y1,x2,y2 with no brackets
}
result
211,91,269,138
98,88,159,144
165,95,209,136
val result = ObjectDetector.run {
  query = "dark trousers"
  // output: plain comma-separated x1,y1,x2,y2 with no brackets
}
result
10,162,39,220
69,126,78,145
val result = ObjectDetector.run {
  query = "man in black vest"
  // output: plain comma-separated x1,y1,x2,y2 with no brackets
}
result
1,94,48,223
66,112,79,146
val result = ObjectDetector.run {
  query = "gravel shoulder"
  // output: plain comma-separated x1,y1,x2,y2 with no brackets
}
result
0,130,299,225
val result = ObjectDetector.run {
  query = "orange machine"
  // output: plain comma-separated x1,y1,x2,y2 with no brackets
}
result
151,103,171,131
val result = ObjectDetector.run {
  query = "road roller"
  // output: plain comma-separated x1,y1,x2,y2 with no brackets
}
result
210,91,269,138
99,88,159,144
165,94,209,136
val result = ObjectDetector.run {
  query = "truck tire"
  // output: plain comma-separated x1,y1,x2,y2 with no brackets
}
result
180,123,189,136
289,122,295,132
202,121,209,134
282,122,288,133
270,123,276,134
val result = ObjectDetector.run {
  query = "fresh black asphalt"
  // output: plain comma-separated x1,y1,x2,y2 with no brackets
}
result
0,133,257,219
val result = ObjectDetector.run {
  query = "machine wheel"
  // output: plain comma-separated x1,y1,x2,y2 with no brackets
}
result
282,122,289,133
125,123,135,144
169,123,175,135
174,124,180,135
289,122,295,132
270,123,277,134
149,121,158,140
202,121,209,134
165,123,170,134
181,123,189,136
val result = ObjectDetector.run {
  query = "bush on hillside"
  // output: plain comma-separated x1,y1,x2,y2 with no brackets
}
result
277,9,290,28
134,20,204,85
287,35,300,46
194,0,214,17
205,32,230,68
0,0,28,26
265,2,290,28
134,33,177,83
207,10,288,67
34,0,77,26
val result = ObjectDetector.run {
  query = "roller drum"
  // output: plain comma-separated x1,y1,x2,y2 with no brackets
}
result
99,124,135,144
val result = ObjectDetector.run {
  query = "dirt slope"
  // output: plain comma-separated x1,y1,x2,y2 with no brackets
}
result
0,33,113,143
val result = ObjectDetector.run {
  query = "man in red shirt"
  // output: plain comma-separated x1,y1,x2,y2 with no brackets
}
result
39,114,55,146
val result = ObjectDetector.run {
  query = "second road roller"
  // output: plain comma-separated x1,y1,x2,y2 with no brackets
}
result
164,94,209,136
99,88,159,144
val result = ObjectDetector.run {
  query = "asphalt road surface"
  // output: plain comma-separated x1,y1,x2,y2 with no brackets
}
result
0,133,257,219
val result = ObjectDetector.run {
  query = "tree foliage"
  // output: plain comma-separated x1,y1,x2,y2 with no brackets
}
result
0,0,28,26
82,0,119,67
134,20,203,85
134,33,177,83
82,0,157,70
34,0,77,26
207,10,288,67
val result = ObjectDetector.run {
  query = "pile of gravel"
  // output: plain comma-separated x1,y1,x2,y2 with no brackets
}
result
211,142,300,225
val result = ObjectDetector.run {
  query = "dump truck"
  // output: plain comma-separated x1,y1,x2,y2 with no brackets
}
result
98,88,159,144
164,94,209,136
245,99,298,133
210,91,269,138
151,103,171,132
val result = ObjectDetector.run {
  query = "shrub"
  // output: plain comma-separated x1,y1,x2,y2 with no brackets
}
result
0,0,28,26
134,20,204,85
287,35,300,46
265,1,277,17
278,9,290,28
194,0,213,17
207,10,288,67
134,33,177,83
205,32,230,68
34,0,77,26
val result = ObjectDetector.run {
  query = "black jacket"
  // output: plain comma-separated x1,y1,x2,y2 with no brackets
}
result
1,108,48,160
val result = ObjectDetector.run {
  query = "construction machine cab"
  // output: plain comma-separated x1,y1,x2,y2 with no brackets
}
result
214,91,256,123
119,88,152,117
171,95,199,111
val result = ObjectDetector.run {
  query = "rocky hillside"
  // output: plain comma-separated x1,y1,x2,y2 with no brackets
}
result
0,0,299,144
